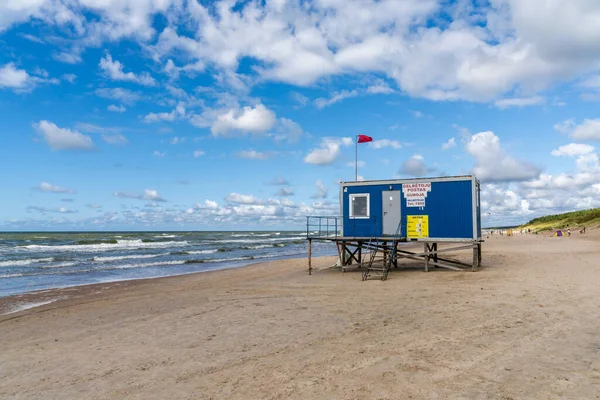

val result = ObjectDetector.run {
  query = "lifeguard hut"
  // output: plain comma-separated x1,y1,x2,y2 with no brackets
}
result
306,175,483,280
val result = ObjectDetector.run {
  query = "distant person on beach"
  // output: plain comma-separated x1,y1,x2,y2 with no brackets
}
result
568,229,571,237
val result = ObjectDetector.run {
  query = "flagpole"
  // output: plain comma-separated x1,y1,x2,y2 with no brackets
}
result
355,134,358,182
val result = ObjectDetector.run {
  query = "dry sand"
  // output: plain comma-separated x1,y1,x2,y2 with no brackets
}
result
1,233,600,399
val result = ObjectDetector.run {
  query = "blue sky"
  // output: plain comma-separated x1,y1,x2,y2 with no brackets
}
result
1,0,600,230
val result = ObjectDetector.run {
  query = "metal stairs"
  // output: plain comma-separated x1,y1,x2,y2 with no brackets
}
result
362,222,402,281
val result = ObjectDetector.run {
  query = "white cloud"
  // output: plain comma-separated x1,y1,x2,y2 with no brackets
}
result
442,137,456,150
314,90,358,109
366,79,395,94
99,53,156,86
237,150,272,160
410,110,424,118
290,92,309,107
272,118,304,143
304,137,353,165
27,206,77,214
153,151,165,158
310,180,328,199
399,154,434,177
494,96,545,109
114,189,166,202
555,119,600,141
275,188,294,197
347,161,366,168
144,103,186,123
107,104,126,113
193,150,205,158
225,193,264,205
101,134,128,145
52,52,82,64
62,73,77,83
35,182,76,194
170,136,186,144
465,131,541,182
86,203,102,209
211,104,276,136
95,88,140,105
551,143,595,157
5,0,600,104
0,63,58,92
33,120,95,151
369,139,402,150
269,176,290,186
0,63,29,89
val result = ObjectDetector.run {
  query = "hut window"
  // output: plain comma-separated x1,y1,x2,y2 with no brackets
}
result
350,194,370,218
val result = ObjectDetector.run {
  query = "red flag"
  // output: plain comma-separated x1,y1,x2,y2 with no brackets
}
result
357,134,373,143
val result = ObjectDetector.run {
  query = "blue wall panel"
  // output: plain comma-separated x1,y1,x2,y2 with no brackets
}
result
342,178,477,239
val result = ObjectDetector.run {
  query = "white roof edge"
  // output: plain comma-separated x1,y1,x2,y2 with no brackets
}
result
341,175,477,185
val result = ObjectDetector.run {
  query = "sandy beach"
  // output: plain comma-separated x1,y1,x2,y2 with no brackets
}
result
2,233,600,399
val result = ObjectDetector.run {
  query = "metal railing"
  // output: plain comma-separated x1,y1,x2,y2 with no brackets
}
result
306,216,342,238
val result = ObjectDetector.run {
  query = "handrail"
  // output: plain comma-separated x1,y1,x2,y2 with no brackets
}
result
306,216,342,238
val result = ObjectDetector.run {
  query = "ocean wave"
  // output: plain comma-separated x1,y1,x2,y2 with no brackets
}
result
0,257,54,267
39,261,78,269
187,249,219,255
214,236,305,244
108,260,187,270
93,253,170,263
19,239,190,253
241,243,286,250
154,234,178,238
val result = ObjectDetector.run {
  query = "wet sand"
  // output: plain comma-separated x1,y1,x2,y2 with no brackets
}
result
1,232,600,399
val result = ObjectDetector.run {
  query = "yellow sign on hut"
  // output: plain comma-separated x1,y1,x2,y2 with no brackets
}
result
407,215,429,238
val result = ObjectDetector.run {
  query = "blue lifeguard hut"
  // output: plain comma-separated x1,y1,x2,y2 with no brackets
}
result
306,175,483,280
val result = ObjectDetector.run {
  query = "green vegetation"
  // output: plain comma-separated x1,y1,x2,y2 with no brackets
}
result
520,208,600,232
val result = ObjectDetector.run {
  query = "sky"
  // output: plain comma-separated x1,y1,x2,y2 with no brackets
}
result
1,0,600,231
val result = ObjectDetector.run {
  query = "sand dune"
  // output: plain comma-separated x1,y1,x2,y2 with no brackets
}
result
1,233,600,399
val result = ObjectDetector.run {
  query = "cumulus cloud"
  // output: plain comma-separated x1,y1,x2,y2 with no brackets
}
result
211,104,276,136
555,119,600,141
101,134,128,146
551,143,595,157
35,182,76,194
494,96,545,109
95,88,141,105
275,188,294,197
107,104,126,113
399,155,434,177
153,151,165,158
114,189,166,202
304,137,353,165
369,139,402,150
236,150,273,160
442,137,456,150
314,90,359,109
465,131,541,182
268,177,290,186
99,53,156,86
33,120,95,151
143,103,186,123
0,63,58,92
225,193,264,205
86,203,102,209
4,0,600,104
27,206,77,214
310,180,328,199
193,150,205,158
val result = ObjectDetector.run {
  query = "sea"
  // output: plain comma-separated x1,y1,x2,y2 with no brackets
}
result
0,231,335,298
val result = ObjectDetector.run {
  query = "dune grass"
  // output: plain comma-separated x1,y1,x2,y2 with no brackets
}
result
520,208,600,232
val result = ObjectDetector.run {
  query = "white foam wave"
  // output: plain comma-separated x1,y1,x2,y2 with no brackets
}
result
108,260,187,270
20,239,189,253
155,234,178,238
214,236,305,244
40,262,78,269
187,249,218,255
0,257,54,267
93,253,169,262
2,299,58,315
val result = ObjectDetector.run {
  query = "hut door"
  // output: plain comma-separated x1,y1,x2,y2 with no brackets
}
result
382,191,401,236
